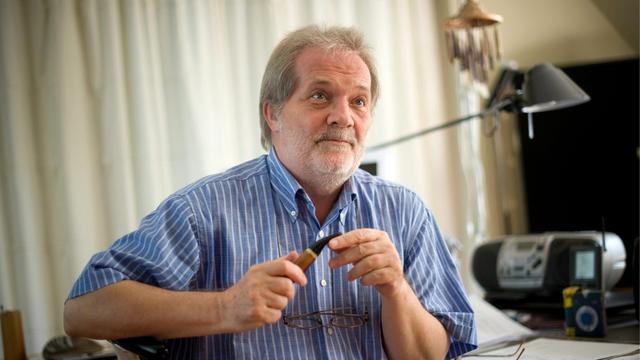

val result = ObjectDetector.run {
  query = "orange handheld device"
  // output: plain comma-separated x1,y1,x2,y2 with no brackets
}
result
294,233,342,272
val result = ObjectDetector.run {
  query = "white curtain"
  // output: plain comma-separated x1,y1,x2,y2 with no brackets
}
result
0,0,488,355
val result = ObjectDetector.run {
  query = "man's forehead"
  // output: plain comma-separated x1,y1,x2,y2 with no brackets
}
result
306,78,370,92
295,47,372,90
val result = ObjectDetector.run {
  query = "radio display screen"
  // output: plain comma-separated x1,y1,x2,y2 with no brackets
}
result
516,241,535,251
575,249,596,280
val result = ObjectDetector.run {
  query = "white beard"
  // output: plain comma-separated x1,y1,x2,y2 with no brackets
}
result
276,124,364,192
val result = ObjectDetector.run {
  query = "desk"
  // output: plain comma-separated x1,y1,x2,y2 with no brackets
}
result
469,294,640,359
467,338,640,360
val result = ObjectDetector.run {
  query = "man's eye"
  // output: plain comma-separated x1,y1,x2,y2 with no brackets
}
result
311,92,326,101
354,97,367,107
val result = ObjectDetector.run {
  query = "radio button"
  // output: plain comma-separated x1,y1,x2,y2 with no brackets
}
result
532,258,542,269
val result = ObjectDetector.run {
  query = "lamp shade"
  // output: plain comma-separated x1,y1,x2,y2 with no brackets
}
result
367,62,592,150
521,63,590,113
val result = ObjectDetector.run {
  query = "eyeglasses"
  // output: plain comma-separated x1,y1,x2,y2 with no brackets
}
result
283,307,369,330
462,342,526,359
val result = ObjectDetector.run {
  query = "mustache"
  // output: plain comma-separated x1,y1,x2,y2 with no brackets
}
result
315,129,356,145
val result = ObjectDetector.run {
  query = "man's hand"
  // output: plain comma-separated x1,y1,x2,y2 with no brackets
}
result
328,229,449,359
328,229,405,298
219,252,307,332
64,252,308,340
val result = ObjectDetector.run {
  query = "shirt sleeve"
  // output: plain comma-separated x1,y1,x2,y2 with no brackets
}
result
67,194,201,300
402,193,478,359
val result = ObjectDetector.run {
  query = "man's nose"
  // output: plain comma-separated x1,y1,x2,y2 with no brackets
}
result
326,99,354,127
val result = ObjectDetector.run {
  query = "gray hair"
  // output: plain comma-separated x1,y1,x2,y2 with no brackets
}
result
258,25,379,150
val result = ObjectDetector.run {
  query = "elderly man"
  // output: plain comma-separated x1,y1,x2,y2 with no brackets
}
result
64,25,477,359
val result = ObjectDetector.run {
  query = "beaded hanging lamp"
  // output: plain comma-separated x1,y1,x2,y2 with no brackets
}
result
444,0,503,86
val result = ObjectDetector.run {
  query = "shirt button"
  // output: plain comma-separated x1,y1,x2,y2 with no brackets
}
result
318,230,325,238
327,327,334,336
290,210,296,216
320,279,327,287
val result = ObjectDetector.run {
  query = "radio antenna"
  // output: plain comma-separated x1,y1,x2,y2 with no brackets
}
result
601,216,607,252
601,216,607,293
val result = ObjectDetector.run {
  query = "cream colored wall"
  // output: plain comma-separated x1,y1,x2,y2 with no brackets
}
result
482,0,637,68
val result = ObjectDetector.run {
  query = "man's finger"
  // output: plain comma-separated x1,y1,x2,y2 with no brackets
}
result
329,241,380,268
262,308,283,325
343,253,388,280
328,228,379,250
265,257,308,286
264,292,290,310
282,251,299,261
359,268,396,287
269,276,297,300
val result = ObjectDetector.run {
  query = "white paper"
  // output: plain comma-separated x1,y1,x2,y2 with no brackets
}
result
469,294,535,346
464,337,640,360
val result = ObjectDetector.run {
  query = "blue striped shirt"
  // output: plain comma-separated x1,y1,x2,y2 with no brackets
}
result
69,149,477,359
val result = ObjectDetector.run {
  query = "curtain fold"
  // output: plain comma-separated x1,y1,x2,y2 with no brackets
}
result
0,0,483,355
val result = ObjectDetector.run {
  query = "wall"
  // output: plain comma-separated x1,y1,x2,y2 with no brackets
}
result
482,0,637,68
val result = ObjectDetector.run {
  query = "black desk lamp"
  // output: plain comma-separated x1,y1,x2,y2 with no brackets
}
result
368,62,590,152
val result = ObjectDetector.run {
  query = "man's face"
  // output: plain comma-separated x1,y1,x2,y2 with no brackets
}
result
267,47,373,187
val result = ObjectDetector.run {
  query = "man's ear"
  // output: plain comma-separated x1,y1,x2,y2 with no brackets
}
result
263,102,279,132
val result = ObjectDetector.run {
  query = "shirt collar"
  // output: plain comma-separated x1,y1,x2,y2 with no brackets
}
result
336,175,358,210
267,148,305,219
333,175,358,226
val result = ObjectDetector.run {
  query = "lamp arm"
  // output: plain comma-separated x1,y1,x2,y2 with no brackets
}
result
367,98,513,152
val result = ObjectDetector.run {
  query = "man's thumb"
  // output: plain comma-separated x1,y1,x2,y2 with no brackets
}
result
283,251,299,261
